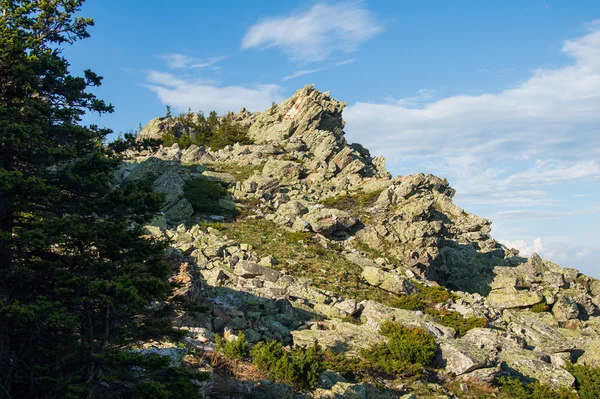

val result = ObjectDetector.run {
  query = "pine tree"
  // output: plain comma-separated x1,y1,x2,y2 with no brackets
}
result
0,1,195,397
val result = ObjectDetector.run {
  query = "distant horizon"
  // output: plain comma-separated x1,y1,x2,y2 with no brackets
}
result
70,0,599,277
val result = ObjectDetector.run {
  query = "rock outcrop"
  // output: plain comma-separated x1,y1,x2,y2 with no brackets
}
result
123,85,600,398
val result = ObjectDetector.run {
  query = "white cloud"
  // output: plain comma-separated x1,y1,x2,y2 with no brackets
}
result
576,249,591,259
158,53,225,69
242,3,382,62
345,24,600,162
342,22,600,276
344,22,600,207
500,237,544,257
501,160,600,186
283,59,355,81
143,71,283,114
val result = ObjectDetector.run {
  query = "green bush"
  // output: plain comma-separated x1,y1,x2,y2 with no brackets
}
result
183,179,228,214
215,332,250,360
531,302,550,313
415,283,454,304
359,322,437,377
566,364,600,399
388,295,424,311
251,341,324,389
161,130,178,147
497,376,577,399
424,308,487,337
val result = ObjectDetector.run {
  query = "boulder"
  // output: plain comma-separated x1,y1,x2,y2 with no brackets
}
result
552,295,581,321
303,207,356,235
234,260,281,282
435,338,492,375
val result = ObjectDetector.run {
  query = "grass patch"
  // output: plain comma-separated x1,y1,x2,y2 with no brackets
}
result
415,283,455,305
359,321,437,378
204,162,264,181
183,179,227,214
496,376,577,399
388,295,424,311
424,308,487,337
206,218,396,301
320,189,383,218
531,302,550,313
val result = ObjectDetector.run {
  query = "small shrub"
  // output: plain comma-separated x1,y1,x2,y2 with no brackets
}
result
566,364,600,399
388,295,424,311
359,322,437,377
183,179,227,214
424,308,487,337
415,283,454,305
531,302,550,313
322,349,369,382
497,376,577,399
216,332,250,360
251,341,324,390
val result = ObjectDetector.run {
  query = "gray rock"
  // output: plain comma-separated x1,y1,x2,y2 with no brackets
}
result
435,338,492,375
234,260,281,282
303,207,356,235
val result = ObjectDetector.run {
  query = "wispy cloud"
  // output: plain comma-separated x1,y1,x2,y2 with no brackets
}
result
342,22,600,274
345,21,600,200
158,53,226,70
242,2,383,62
500,237,544,257
143,71,283,114
283,59,355,81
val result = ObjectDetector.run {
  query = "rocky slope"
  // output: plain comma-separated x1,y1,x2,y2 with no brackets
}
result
119,86,600,398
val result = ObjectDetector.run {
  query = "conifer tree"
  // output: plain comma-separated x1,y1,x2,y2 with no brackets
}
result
0,1,194,397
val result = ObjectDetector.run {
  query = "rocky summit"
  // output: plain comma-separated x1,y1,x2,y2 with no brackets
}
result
120,86,600,398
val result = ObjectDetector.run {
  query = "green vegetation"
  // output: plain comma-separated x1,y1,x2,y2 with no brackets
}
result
416,283,455,304
389,284,456,311
0,2,202,396
320,189,384,219
251,340,324,390
424,308,487,337
496,377,577,399
566,364,600,399
389,295,425,310
216,332,251,360
360,322,437,377
163,110,253,150
204,162,265,181
205,218,395,301
184,179,228,214
109,131,162,153
531,302,551,313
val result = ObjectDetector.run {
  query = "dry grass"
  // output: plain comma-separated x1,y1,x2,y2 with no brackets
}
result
205,162,264,181
207,350,266,381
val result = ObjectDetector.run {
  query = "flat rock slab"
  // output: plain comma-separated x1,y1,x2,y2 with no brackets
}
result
234,260,281,282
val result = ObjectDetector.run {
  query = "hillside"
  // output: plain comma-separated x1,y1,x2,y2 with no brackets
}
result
121,86,600,398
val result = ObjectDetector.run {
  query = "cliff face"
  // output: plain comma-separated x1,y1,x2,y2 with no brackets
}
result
121,86,600,398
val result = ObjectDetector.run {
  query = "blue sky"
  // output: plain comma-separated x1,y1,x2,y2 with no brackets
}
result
67,0,600,276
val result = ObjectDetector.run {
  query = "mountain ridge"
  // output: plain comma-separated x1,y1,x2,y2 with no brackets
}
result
120,85,600,398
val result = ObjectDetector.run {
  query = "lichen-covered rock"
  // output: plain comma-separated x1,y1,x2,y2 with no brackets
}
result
552,295,581,321
234,260,281,282
303,207,356,235
435,338,492,376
